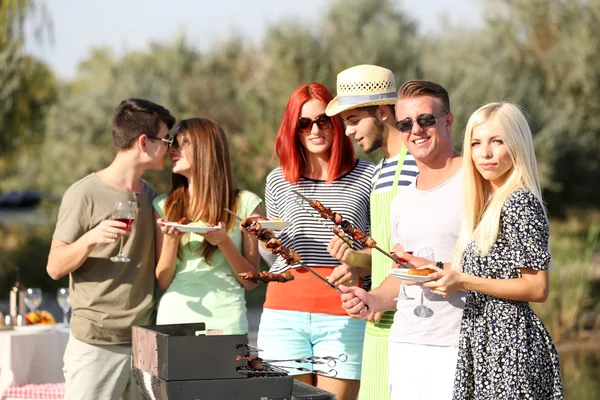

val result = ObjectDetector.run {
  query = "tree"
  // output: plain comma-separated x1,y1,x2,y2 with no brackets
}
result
0,0,56,186
420,0,600,214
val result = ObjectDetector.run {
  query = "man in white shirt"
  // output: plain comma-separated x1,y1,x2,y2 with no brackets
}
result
340,80,465,400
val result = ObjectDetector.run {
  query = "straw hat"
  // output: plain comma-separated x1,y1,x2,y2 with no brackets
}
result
326,65,397,116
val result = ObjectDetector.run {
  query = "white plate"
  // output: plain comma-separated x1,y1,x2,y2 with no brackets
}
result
161,222,222,234
390,268,433,283
258,220,292,230
13,325,56,332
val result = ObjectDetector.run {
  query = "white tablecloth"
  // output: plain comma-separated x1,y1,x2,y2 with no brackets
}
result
0,326,69,395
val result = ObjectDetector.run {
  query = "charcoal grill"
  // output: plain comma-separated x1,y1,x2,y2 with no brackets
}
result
132,323,336,400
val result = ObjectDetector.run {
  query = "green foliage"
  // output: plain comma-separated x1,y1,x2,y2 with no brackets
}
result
1,0,600,342
0,0,55,160
532,214,600,339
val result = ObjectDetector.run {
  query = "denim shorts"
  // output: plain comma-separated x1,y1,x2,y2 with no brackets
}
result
257,308,366,380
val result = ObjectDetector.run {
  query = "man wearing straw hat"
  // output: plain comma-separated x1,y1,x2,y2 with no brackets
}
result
326,65,418,399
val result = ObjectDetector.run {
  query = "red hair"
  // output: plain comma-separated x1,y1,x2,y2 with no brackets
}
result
274,83,355,184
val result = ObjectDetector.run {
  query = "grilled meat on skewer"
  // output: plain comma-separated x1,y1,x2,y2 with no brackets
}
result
279,247,301,265
265,238,282,250
306,199,376,248
237,356,265,371
240,216,268,229
259,271,294,282
238,270,294,283
257,228,275,242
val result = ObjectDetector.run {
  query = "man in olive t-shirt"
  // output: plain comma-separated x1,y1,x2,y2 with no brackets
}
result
46,98,175,400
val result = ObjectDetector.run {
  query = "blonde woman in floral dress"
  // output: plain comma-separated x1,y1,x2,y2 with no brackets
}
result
424,102,564,399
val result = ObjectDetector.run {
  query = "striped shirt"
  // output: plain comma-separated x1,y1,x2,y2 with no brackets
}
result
371,152,418,193
260,160,375,273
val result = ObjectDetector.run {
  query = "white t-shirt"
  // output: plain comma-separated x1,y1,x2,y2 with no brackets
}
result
389,169,465,347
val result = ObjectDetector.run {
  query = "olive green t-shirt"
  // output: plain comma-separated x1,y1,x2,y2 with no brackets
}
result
53,173,157,345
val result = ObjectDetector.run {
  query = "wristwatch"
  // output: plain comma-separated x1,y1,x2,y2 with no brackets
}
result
435,261,444,270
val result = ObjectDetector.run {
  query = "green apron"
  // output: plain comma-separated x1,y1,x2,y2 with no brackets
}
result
358,146,408,400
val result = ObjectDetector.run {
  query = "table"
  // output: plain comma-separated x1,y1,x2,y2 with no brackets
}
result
0,326,69,396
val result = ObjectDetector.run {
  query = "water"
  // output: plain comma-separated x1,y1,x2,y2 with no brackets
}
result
560,347,600,399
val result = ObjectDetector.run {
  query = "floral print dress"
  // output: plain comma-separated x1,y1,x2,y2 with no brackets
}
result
453,190,564,399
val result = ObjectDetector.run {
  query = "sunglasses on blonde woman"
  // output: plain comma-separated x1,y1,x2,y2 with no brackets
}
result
396,111,449,133
297,114,332,133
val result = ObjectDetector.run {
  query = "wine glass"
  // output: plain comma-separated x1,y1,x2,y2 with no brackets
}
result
57,288,71,327
110,201,138,263
413,247,435,318
389,235,413,301
24,288,43,312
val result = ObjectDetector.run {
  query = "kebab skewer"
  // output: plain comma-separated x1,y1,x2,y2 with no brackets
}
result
225,208,342,293
292,190,410,268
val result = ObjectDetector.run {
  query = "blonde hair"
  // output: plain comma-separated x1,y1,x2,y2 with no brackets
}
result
453,102,546,269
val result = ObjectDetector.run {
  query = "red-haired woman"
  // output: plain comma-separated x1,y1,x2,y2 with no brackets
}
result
256,83,374,399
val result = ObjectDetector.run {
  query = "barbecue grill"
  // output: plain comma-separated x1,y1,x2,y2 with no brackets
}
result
132,323,336,400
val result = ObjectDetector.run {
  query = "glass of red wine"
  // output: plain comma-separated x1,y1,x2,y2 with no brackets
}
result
110,201,137,263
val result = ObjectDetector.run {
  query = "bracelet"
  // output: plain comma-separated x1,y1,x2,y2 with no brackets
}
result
435,261,444,269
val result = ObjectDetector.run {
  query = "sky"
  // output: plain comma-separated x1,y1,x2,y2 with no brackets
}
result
25,0,482,79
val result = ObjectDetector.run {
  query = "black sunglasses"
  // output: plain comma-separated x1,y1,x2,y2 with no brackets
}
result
396,111,449,133
297,114,332,133
146,134,173,149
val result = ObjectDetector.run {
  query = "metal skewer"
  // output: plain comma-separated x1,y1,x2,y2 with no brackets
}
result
294,197,354,247
261,357,336,367
224,208,341,293
291,190,410,268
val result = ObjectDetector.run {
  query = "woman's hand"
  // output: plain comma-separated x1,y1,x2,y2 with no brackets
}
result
157,218,184,238
423,266,463,298
327,263,359,287
327,232,355,264
200,221,229,246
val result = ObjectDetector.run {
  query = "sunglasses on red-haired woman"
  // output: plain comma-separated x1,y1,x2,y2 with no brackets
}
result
297,114,332,134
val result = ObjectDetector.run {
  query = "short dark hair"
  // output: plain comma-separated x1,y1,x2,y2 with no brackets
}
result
111,98,176,150
398,80,450,112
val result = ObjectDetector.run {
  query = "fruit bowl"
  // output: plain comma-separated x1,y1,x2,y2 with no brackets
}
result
25,310,56,325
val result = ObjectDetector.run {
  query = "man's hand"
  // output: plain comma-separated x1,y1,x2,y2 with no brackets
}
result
339,285,372,320
85,219,128,246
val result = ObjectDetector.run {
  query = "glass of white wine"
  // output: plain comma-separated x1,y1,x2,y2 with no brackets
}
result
57,288,71,327
24,288,43,312
413,247,435,318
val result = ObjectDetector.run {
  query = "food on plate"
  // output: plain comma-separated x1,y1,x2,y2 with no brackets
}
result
407,268,435,276
177,217,192,225
238,271,295,283
25,310,55,325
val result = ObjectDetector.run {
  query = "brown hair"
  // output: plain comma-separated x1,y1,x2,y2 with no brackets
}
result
164,117,239,264
111,98,176,150
398,80,450,112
